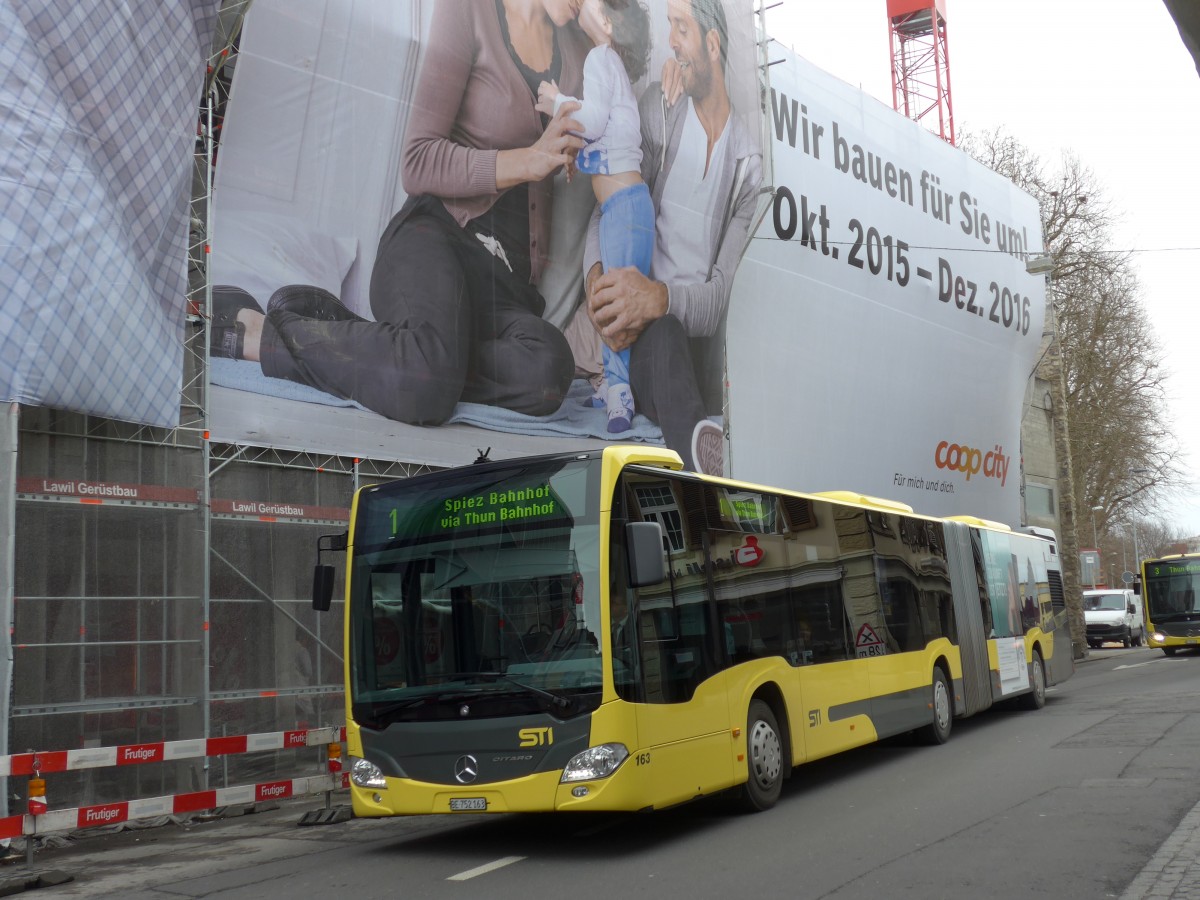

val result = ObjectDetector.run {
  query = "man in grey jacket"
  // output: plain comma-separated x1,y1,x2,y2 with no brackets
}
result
580,0,763,474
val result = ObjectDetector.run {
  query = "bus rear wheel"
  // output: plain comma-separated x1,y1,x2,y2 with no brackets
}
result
916,667,952,745
741,700,783,812
1019,650,1046,710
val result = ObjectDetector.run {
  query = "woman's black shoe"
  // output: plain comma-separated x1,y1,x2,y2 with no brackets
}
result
210,285,262,359
267,284,358,321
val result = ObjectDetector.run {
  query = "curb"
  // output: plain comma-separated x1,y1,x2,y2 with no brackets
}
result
0,867,73,897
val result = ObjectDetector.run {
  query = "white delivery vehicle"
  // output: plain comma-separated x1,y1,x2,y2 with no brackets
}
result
1083,588,1144,648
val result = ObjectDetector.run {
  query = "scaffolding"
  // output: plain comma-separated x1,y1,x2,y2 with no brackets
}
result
4,2,439,812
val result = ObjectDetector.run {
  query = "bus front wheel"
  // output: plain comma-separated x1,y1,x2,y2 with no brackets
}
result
1163,647,1178,657
741,700,783,812
1019,650,1046,710
916,667,952,745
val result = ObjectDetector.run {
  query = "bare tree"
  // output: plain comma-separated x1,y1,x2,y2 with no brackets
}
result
1095,517,1178,583
959,128,1186,652
960,129,1182,526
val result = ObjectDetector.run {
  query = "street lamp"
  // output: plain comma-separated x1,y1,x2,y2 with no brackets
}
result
1123,522,1141,582
1025,254,1054,275
1090,505,1103,588
1125,467,1151,586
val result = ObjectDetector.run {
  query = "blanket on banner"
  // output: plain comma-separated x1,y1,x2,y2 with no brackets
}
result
209,358,665,443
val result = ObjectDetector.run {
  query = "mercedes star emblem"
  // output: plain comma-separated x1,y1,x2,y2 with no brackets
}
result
454,754,479,784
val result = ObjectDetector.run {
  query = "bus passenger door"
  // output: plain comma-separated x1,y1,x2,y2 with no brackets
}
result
632,599,734,807
618,472,754,805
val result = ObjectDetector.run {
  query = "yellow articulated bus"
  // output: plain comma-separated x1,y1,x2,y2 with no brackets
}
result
312,445,1073,815
1142,553,1200,656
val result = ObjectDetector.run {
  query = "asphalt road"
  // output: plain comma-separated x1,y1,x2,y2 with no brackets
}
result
19,645,1200,899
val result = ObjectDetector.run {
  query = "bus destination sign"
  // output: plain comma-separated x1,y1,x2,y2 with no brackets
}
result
1149,560,1200,577
438,485,558,530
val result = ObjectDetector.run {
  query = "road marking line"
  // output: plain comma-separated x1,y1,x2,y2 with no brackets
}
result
447,856,526,881
1114,662,1154,670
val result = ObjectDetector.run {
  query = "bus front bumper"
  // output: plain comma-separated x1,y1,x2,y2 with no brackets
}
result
1147,631,1200,650
349,763,651,816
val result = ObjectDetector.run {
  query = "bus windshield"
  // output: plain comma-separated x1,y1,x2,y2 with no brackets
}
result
1144,558,1200,622
348,457,603,727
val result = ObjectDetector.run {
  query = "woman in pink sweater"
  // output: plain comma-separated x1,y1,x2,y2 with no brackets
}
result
212,0,590,425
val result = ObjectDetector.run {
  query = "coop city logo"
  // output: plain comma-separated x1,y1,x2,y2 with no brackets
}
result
934,441,1010,486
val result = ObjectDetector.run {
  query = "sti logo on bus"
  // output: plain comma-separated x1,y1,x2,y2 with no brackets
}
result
518,727,553,747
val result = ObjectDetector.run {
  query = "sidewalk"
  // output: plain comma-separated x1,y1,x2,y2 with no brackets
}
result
1122,797,1200,900
0,794,351,897
1075,646,1200,900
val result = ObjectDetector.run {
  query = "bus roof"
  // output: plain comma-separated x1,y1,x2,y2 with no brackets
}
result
945,514,1012,532
357,445,1023,534
811,491,914,513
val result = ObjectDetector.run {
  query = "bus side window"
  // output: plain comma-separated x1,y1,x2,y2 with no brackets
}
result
711,527,793,665
794,585,851,664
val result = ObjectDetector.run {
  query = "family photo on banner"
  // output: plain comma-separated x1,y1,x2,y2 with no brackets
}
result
208,0,767,473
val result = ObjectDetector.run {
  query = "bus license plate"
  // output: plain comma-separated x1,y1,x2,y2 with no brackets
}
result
450,798,487,811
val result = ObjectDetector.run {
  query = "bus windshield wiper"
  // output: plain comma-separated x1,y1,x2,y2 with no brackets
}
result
1152,611,1200,623
442,671,574,713
360,689,477,716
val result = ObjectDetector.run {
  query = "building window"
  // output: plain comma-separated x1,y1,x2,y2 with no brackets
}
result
633,484,685,553
1027,484,1055,517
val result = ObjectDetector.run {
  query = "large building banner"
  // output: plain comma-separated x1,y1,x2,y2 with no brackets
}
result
0,0,217,428
727,49,1046,524
207,0,765,472
209,0,1042,525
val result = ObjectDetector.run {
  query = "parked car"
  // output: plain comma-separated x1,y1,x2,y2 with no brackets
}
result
1083,588,1144,648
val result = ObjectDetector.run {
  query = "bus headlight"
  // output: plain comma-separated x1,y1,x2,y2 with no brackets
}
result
350,757,388,789
561,744,629,782
1151,632,1166,643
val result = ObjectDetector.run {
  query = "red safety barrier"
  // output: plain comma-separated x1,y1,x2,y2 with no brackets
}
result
6,726,350,850
31,772,351,837
1,814,22,841
0,726,345,777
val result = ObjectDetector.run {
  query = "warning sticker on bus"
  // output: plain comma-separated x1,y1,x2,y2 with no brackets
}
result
855,623,886,658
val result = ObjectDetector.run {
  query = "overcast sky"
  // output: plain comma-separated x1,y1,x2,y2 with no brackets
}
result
766,0,1200,537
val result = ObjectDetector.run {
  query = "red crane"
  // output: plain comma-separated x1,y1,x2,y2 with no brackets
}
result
888,0,955,145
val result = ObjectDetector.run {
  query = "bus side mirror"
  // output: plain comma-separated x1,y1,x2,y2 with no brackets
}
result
312,530,348,611
626,521,666,587
313,565,336,611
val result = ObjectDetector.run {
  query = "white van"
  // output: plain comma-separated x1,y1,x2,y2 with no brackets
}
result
1083,588,1144,648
